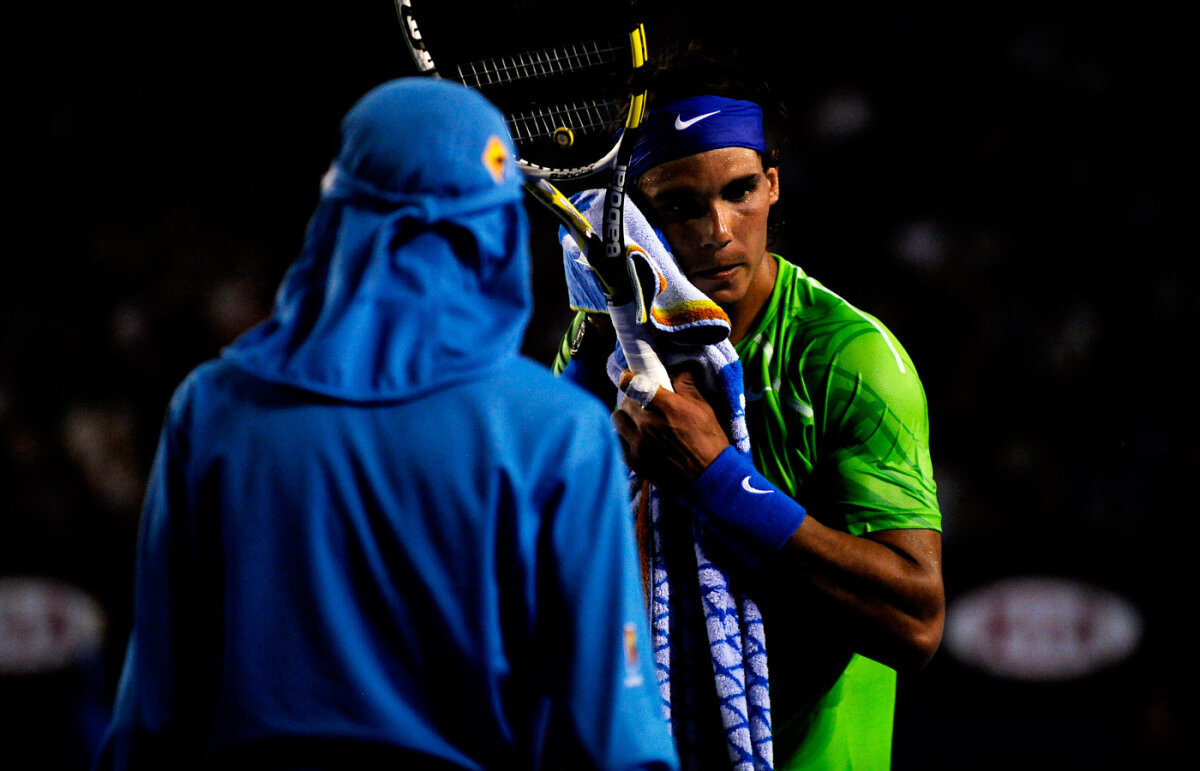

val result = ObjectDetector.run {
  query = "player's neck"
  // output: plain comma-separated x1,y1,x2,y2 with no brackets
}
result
727,253,777,345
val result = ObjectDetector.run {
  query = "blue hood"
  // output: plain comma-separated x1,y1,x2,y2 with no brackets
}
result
223,78,530,401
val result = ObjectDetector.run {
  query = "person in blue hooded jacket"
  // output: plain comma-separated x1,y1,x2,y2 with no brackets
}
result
94,78,678,771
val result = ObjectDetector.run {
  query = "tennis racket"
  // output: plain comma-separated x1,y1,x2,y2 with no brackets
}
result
395,0,671,393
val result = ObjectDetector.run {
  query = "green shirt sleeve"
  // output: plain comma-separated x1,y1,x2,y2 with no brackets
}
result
816,314,941,534
551,310,588,376
737,258,940,537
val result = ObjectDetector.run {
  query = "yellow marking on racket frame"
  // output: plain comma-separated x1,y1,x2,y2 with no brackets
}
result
626,24,649,129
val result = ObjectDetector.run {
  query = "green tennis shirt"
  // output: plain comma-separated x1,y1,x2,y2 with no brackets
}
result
736,256,939,533
553,255,941,769
736,256,940,770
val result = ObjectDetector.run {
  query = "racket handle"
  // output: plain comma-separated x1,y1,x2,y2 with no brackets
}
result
609,300,673,394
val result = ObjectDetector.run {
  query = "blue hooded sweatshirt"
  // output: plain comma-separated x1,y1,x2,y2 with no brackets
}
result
95,79,677,771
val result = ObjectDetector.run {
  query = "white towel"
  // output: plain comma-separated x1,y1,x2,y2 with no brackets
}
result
561,190,773,770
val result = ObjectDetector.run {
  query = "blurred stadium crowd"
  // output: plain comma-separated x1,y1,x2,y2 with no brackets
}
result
2,3,1192,768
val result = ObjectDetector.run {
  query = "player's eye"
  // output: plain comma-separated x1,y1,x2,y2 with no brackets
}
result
656,197,704,220
723,176,759,202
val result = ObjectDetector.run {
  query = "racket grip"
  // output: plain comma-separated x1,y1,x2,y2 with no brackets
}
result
609,300,673,394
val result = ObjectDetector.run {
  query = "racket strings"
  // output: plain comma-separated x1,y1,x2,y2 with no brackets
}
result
506,98,622,144
455,38,625,88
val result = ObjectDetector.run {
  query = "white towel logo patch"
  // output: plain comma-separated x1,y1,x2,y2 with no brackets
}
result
675,110,720,130
741,476,773,495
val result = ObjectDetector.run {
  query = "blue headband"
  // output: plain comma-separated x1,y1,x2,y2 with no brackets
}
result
627,95,766,178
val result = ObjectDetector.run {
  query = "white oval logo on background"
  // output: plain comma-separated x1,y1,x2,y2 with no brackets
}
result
0,576,106,675
945,575,1142,681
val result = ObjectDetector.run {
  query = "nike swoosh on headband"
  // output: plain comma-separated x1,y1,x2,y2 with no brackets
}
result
741,476,773,495
674,110,721,130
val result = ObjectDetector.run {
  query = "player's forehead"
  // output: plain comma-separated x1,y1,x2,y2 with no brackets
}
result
636,147,765,198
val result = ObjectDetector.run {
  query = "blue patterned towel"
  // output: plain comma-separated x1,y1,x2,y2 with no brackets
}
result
561,191,773,771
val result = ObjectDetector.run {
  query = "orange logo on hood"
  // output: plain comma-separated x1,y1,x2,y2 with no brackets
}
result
483,135,508,184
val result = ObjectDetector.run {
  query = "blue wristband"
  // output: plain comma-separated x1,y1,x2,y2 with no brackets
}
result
681,447,806,567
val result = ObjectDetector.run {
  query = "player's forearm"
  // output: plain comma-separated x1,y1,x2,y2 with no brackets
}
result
678,443,944,669
680,448,942,669
771,519,944,671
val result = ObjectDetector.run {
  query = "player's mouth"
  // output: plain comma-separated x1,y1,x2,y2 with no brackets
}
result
689,263,743,283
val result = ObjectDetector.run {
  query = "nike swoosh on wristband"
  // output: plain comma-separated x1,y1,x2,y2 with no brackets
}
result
741,476,773,495
674,110,721,130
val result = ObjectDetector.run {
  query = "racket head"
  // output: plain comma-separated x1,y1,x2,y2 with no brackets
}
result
396,0,647,181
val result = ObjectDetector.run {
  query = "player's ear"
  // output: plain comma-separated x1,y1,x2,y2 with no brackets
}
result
765,166,780,206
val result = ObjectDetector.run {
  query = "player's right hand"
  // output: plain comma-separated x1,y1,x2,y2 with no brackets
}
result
612,367,730,491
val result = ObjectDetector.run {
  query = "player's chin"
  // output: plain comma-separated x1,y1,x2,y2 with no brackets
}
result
695,278,746,308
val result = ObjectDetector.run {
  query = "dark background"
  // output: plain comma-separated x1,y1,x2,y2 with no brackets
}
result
2,2,1193,768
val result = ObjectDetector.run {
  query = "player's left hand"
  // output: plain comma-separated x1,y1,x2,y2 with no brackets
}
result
611,366,730,491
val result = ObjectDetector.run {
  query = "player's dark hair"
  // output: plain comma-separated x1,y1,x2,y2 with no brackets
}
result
633,37,788,239
640,37,789,170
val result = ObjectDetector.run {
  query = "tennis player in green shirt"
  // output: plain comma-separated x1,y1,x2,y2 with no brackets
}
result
555,46,944,770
